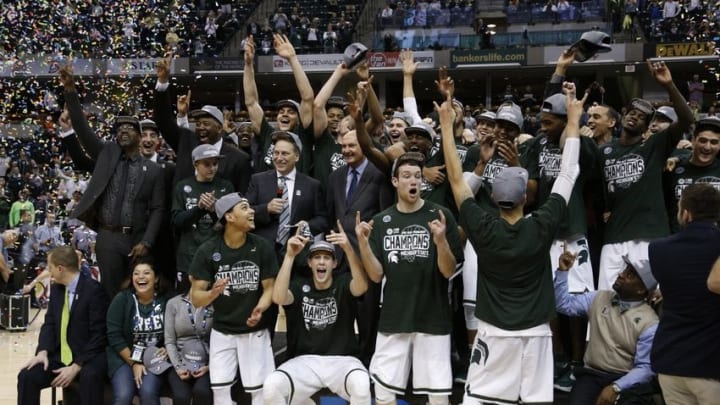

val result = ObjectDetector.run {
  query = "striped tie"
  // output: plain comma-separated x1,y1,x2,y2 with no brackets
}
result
60,289,72,365
276,176,290,246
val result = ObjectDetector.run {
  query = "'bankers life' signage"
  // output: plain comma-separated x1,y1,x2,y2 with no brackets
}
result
450,49,527,67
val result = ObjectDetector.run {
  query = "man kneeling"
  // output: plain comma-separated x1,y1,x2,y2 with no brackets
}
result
264,217,371,405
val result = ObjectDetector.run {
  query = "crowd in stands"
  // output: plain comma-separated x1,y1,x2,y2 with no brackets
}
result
378,0,476,28
0,0,257,59
3,31,720,405
622,0,720,44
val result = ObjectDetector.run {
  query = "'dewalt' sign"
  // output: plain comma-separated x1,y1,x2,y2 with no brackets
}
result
654,42,716,58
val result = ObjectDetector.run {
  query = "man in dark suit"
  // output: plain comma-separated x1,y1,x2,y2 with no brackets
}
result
327,129,393,365
247,131,328,360
649,183,720,404
59,66,165,298
153,57,252,193
247,131,329,255
17,246,110,405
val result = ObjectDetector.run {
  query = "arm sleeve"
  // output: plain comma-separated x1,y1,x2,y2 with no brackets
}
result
403,97,423,125
553,270,596,317
463,172,484,194
550,137,580,204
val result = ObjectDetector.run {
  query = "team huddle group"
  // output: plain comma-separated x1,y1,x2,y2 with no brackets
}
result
15,35,720,405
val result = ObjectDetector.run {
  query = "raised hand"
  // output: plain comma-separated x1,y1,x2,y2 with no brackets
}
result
496,138,520,167
273,33,296,60
433,88,456,128
177,90,192,117
400,49,418,76
244,36,256,63
327,220,351,251
58,109,72,132
557,241,578,271
563,81,588,122
435,66,454,98
647,59,673,86
356,61,370,81
428,209,447,243
58,65,75,90
355,211,374,244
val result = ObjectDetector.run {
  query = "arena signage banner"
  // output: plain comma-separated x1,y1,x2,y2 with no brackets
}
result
271,54,346,72
0,58,96,77
651,42,716,58
367,51,435,69
191,57,245,71
449,49,527,67
104,58,189,76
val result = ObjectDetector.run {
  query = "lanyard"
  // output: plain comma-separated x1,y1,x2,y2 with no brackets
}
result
184,297,210,339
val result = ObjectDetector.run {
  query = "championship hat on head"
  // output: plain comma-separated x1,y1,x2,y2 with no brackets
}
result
495,102,524,131
309,237,336,258
143,346,172,375
654,106,677,123
215,192,248,222
541,94,567,117
192,144,224,163
695,116,720,133
140,119,159,132
271,130,303,154
570,31,612,62
343,42,369,70
190,105,224,126
275,99,300,113
114,116,141,132
475,110,496,123
327,96,348,110
180,340,208,372
628,98,655,119
622,254,657,292
491,167,528,209
404,121,435,141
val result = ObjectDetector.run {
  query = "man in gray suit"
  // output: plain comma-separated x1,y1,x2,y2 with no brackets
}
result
327,129,393,365
59,66,165,298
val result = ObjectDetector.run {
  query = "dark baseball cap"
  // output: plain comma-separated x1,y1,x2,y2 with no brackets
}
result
570,31,612,62
404,122,435,141
114,116,141,132
309,240,336,258
275,99,300,113
143,345,172,375
215,192,248,220
654,106,677,123
541,94,567,116
180,340,208,372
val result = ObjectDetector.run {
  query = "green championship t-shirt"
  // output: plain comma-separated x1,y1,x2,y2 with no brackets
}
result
663,157,720,232
258,117,314,174
312,129,345,186
189,233,278,334
369,201,464,335
601,129,678,243
459,194,566,330
523,134,600,238
287,272,359,356
172,177,234,273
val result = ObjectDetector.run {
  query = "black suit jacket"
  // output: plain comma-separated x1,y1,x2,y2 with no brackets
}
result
247,170,329,244
37,273,109,366
154,86,251,193
63,91,166,246
327,161,394,250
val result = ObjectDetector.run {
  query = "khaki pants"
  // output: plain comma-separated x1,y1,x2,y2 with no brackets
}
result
658,374,720,405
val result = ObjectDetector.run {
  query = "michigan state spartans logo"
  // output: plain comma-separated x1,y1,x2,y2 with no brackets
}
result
470,337,489,366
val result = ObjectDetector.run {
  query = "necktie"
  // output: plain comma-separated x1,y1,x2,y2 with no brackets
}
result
346,169,359,205
112,157,130,227
276,176,290,246
60,289,72,365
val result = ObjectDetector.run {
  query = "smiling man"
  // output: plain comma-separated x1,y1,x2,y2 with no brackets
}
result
190,192,277,405
59,65,165,298
663,117,720,232
597,61,693,291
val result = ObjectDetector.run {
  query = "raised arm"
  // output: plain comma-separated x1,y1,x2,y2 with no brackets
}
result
550,82,583,204
401,50,422,124
153,56,181,151
347,86,392,174
274,34,314,129
243,36,265,134
648,60,693,143
190,277,228,308
355,211,383,283
436,80,473,208
327,220,368,296
313,63,352,138
356,62,385,133
272,234,309,305
59,65,103,160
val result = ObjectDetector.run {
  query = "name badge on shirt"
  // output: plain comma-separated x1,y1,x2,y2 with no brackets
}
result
131,343,146,363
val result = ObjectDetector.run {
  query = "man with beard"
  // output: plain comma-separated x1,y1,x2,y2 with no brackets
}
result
154,58,251,193
663,117,720,232
554,247,659,405
597,61,693,291
58,66,165,298
244,34,315,173
234,121,262,170
650,184,720,404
